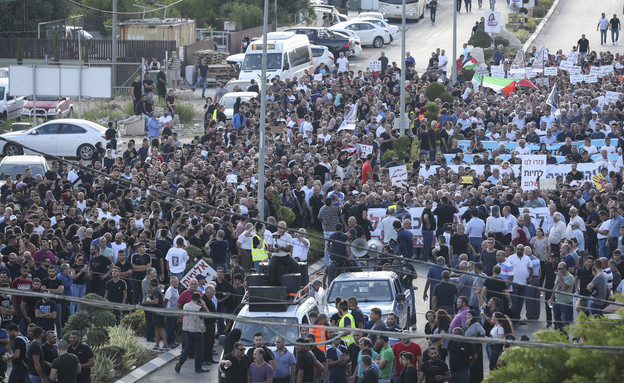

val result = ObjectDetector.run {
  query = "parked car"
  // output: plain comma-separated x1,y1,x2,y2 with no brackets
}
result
22,96,74,120
0,118,110,160
218,91,258,120
312,5,348,23
0,68,8,79
357,11,385,20
0,155,49,187
330,20,391,47
226,53,246,71
284,27,354,57
311,45,335,73
224,79,265,94
358,17,400,42
329,29,362,57
0,79,25,121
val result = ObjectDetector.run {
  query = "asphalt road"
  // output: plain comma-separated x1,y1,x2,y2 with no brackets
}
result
530,0,624,53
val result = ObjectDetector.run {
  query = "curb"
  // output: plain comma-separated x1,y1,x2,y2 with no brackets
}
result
522,0,562,52
115,348,181,383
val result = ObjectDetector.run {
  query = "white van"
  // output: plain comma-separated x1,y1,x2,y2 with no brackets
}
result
238,32,313,82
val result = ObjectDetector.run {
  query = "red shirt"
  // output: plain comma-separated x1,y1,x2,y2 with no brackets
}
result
392,341,422,375
361,161,373,184
177,288,202,321
11,277,33,306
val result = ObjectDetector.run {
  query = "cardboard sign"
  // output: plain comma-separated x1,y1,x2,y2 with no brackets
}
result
368,60,382,71
601,65,614,75
567,51,579,64
592,174,607,192
544,67,558,76
360,144,373,158
521,155,547,191
568,66,581,75
180,259,217,288
388,165,408,185
584,74,598,83
539,178,557,190
605,91,621,104
570,74,583,84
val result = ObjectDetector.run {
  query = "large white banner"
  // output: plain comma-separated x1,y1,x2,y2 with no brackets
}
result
367,207,552,247
434,162,603,183
521,155,546,191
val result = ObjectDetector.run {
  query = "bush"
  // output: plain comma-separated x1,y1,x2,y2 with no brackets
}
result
93,311,117,328
468,31,493,48
123,100,135,115
305,228,325,264
533,5,548,18
63,312,91,336
186,244,204,261
393,135,412,161
92,350,116,383
494,37,510,47
86,327,110,348
176,103,195,124
121,309,146,336
78,293,107,314
382,149,398,165
462,68,476,81
425,82,453,104
106,325,152,371
424,102,440,125
279,206,296,227
99,346,126,371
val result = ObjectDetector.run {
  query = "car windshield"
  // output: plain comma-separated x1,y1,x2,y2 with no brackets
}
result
327,280,393,303
221,96,253,108
233,317,300,346
0,163,46,179
242,53,282,71
226,82,251,93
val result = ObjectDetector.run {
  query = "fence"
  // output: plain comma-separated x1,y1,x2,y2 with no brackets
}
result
0,38,176,63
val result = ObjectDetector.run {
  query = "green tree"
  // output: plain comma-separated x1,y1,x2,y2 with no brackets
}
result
486,301,624,383
0,0,70,37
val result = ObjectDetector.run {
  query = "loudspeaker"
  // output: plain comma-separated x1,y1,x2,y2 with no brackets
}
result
248,286,287,311
246,274,267,287
282,273,301,298
298,262,309,286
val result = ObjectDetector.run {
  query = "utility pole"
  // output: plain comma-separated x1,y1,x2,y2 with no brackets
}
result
451,0,458,84
112,0,117,89
257,0,269,220
399,0,406,136
490,1,496,50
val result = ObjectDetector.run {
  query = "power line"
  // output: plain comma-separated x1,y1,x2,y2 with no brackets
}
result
63,0,185,16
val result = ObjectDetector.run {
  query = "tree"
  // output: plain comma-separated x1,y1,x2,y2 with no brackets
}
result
486,298,624,383
0,0,70,37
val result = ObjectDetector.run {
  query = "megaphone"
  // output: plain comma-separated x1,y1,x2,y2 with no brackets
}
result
350,238,369,258
366,239,383,256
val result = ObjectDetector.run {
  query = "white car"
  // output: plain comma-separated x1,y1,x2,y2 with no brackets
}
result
357,11,385,20
225,79,265,93
218,91,259,120
311,45,335,73
0,155,49,187
0,118,109,160
329,29,362,57
330,20,391,48
359,17,400,42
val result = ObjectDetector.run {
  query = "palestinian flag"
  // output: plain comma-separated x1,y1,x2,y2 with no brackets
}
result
462,57,479,70
472,73,537,96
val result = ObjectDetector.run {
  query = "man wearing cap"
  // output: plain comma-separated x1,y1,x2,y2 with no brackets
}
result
195,274,208,293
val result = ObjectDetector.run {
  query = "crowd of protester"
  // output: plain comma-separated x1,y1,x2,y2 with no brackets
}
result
2,40,624,382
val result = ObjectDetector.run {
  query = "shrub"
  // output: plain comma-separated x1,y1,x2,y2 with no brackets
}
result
393,135,413,161
462,68,476,81
494,37,510,47
123,100,135,115
424,102,440,125
99,346,126,371
106,325,153,371
92,350,116,383
382,149,397,165
425,82,453,104
86,327,110,348
186,244,203,261
280,206,296,227
121,309,146,336
468,31,493,48
305,228,325,264
176,103,195,124
533,5,548,18
78,293,107,314
93,311,117,328
63,312,91,336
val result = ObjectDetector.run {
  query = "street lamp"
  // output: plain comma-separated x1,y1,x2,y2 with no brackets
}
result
257,0,269,220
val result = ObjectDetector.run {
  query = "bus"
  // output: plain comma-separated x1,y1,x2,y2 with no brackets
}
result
238,32,313,82
377,0,426,21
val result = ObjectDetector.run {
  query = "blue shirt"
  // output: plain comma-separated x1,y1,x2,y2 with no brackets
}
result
396,228,414,258
273,348,295,379
57,272,73,296
427,265,445,295
329,232,349,260
0,328,7,355
147,117,161,138
232,113,246,130
609,215,624,238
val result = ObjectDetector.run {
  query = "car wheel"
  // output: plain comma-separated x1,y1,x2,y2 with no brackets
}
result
4,144,23,156
77,144,96,160
373,36,383,48
389,35,393,43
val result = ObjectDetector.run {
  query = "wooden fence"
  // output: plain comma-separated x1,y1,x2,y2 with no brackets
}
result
0,38,176,63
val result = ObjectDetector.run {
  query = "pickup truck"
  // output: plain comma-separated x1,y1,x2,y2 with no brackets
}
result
322,270,415,330
284,27,356,58
0,79,25,121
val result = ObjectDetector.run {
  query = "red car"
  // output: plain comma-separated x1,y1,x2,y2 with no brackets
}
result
21,96,74,120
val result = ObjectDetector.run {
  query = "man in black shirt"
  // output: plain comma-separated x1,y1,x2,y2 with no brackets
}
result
131,243,151,304
418,347,449,383
432,271,458,315
68,330,95,383
27,327,46,383
115,252,134,304
447,328,476,382
295,338,317,383
219,341,251,383
4,323,28,382
104,267,128,304
433,197,459,236
201,285,218,364
540,253,559,328
482,265,512,315
360,354,379,383
576,256,595,297
50,340,81,383
42,330,58,377
43,265,64,336
88,245,112,297
246,332,276,371
214,267,232,336
146,240,165,280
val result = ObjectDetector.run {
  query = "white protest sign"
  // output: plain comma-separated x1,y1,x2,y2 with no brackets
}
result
521,155,547,191
584,74,598,83
539,178,557,191
590,66,603,78
595,96,607,107
226,174,238,184
368,60,382,71
484,11,502,33
559,61,572,69
570,74,583,84
567,51,579,63
180,259,217,288
568,66,581,75
491,65,505,78
313,73,323,81
388,165,408,185
606,91,621,104
526,69,538,79
601,65,614,75
476,64,489,76
509,69,526,78
544,67,557,76
360,144,373,158
534,77,549,87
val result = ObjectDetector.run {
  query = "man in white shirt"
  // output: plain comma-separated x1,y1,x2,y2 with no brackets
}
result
507,244,533,323
336,52,350,73
380,208,399,244
582,137,598,155
159,109,173,128
549,212,567,253
165,237,189,280
268,222,300,286
465,209,486,255
292,228,310,262
515,139,532,155
438,50,449,75
565,207,586,238
602,137,617,154
236,223,254,271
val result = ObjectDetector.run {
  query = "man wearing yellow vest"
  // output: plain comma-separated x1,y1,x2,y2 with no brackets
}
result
309,313,329,352
251,222,268,269
337,301,355,346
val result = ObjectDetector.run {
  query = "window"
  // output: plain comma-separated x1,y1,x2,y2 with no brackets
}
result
60,124,87,134
312,48,324,57
360,23,374,30
288,46,311,68
36,124,59,135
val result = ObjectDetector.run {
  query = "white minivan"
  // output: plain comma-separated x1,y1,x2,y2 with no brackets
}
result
238,32,313,82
